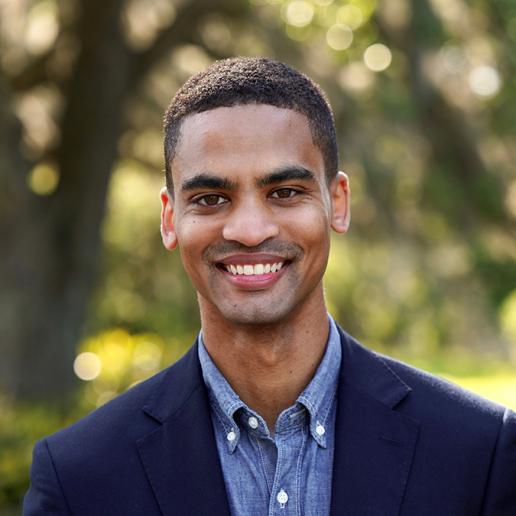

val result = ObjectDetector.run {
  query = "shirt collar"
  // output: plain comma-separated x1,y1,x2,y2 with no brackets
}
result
197,335,245,453
297,315,341,447
198,315,342,451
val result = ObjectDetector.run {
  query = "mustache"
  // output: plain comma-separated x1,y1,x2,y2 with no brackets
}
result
203,240,303,261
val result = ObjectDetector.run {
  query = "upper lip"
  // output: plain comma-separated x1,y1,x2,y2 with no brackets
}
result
217,253,288,266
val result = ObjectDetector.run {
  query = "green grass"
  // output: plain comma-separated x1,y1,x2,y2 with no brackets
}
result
443,374,516,410
385,347,516,410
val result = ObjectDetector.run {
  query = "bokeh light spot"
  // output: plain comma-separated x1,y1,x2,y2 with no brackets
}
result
133,340,162,371
27,163,59,196
363,43,392,71
283,0,315,27
25,0,59,55
468,65,501,98
173,45,211,77
74,352,102,381
439,45,467,74
326,24,353,51
336,5,363,29
122,0,176,50
338,62,374,93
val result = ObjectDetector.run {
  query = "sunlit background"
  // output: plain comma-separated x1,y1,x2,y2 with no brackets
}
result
1,0,516,512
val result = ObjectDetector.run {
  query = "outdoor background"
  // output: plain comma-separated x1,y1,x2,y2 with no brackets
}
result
1,0,516,512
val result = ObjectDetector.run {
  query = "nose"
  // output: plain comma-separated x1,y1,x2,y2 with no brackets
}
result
222,198,279,247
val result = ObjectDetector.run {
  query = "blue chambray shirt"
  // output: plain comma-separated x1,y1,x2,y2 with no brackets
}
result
198,315,341,516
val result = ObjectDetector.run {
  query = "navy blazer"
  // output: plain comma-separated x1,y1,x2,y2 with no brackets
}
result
24,328,516,515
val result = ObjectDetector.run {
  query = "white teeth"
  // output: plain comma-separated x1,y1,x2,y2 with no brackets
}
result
224,262,285,276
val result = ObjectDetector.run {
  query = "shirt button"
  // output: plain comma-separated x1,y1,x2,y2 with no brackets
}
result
316,423,325,436
277,489,288,505
248,416,258,429
226,430,236,442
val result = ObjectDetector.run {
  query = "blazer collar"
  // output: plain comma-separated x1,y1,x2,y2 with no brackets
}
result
137,341,231,516
137,328,420,516
337,326,412,408
330,328,420,515
141,341,204,423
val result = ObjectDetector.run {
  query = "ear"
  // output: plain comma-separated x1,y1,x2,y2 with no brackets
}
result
330,171,351,233
160,187,178,250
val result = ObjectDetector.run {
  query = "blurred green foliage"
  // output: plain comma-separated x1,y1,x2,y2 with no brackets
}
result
2,0,516,512
0,401,75,511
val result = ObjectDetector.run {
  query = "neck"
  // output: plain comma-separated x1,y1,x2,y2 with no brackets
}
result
199,288,330,432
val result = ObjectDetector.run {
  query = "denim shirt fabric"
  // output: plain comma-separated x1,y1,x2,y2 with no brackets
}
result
198,316,342,516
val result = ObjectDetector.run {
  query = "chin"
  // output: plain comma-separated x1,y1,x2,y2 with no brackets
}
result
215,299,296,327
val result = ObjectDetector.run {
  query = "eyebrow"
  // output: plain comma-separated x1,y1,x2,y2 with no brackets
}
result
181,173,237,192
180,166,316,193
257,166,316,187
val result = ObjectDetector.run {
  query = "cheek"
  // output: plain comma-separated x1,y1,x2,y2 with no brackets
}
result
178,247,198,282
175,219,202,267
176,217,221,270
176,216,212,249
284,206,330,246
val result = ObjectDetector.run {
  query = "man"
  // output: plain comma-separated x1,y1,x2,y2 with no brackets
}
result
25,57,516,515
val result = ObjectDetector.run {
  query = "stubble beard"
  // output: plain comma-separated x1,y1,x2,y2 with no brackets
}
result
198,263,326,329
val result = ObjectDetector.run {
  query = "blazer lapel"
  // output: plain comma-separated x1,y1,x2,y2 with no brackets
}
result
137,343,230,516
331,329,420,516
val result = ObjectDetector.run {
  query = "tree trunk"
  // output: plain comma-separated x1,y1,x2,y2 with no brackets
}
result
0,0,132,403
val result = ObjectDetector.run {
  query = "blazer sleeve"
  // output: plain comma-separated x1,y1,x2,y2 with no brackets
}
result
23,438,71,516
481,408,516,516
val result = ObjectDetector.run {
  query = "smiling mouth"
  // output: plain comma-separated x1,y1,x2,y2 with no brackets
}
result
216,260,291,276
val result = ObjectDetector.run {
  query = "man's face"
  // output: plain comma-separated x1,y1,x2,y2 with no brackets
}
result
161,104,349,326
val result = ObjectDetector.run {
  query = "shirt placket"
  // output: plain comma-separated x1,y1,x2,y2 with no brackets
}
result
267,416,307,516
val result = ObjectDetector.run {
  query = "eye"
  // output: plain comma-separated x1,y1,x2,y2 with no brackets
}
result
195,194,227,206
271,188,298,199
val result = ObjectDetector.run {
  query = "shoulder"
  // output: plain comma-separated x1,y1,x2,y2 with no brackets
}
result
380,352,507,422
25,344,207,514
45,367,167,457
374,351,516,513
25,368,172,515
43,343,201,463
338,326,512,441
373,350,516,462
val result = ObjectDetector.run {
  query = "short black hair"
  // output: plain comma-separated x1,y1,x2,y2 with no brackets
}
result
163,57,338,193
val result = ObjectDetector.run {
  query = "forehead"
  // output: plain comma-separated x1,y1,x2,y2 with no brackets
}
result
172,104,324,181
